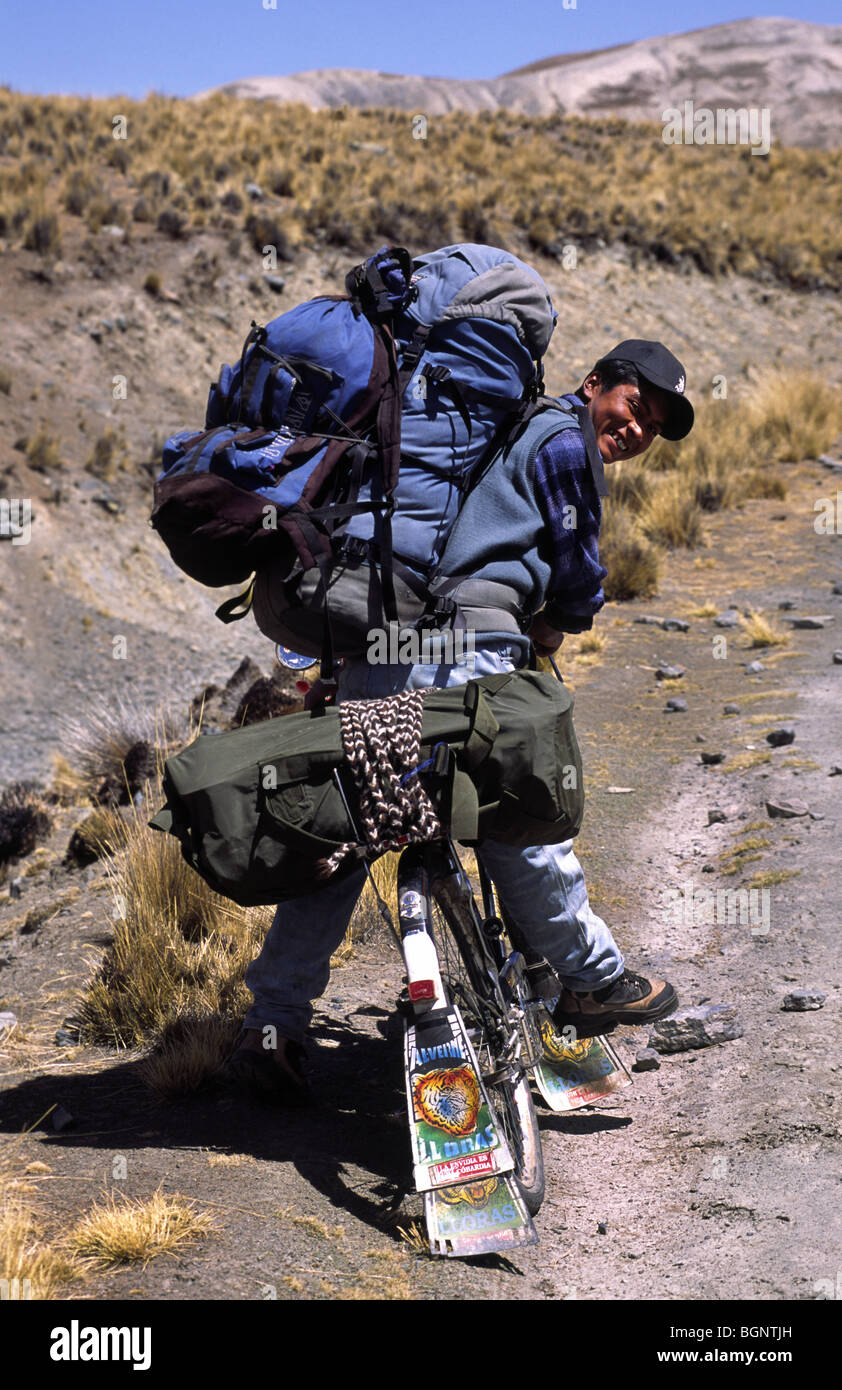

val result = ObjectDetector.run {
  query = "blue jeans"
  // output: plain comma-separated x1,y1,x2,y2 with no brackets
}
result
243,640,624,1042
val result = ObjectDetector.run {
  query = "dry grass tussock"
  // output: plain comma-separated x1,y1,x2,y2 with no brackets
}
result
0,1120,85,1299
78,799,272,1050
599,503,661,602
738,610,792,648
67,1188,216,1268
1,90,841,289
0,1198,82,1299
53,694,187,806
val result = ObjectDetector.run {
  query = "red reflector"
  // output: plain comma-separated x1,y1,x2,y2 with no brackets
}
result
408,980,436,1001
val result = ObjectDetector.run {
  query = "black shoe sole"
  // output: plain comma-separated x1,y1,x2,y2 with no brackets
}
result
218,1048,310,1107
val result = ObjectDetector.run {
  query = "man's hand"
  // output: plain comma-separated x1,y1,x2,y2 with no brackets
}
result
528,615,565,659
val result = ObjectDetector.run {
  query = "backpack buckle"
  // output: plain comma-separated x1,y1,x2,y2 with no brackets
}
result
421,363,451,384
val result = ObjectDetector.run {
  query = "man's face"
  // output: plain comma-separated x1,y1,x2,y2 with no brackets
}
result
582,374,668,463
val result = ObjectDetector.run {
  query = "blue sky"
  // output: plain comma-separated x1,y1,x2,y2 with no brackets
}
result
2,2,838,100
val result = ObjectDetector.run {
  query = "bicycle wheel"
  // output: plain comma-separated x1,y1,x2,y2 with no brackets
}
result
427,850,546,1216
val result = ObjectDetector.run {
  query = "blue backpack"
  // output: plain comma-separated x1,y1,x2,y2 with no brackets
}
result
151,243,557,666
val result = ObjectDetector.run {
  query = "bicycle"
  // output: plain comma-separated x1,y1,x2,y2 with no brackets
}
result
282,645,630,1257
393,833,546,1256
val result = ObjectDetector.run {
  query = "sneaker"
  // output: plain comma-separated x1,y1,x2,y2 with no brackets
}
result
552,970,678,1037
218,1029,310,1106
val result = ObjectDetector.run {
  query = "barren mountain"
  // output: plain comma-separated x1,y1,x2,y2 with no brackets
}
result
195,17,842,149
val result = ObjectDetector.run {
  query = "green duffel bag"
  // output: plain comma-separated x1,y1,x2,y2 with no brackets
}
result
148,670,584,906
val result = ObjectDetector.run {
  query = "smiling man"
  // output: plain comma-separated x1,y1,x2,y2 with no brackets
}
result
224,337,695,1098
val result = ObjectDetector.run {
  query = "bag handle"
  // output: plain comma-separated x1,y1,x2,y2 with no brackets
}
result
460,679,501,772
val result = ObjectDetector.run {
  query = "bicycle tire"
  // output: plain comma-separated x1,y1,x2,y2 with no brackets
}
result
427,854,546,1216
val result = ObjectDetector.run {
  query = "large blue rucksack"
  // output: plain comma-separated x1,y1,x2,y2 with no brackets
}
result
150,243,557,668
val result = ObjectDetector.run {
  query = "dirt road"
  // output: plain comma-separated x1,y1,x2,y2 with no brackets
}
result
1,455,840,1301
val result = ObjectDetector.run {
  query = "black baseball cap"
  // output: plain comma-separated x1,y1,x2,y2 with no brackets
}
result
600,339,694,441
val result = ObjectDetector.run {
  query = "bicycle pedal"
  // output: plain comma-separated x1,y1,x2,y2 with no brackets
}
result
395,986,414,1018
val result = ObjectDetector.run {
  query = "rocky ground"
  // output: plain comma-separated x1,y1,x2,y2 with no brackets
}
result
1,441,840,1301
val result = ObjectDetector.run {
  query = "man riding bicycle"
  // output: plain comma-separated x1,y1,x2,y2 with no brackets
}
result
223,338,695,1102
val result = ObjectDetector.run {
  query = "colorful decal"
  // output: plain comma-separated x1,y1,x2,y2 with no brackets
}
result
424,1173,538,1256
413,1066,480,1137
533,1019,631,1112
403,1006,514,1192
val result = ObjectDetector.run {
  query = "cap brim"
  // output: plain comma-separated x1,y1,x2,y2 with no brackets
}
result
637,368,694,441
661,394,694,442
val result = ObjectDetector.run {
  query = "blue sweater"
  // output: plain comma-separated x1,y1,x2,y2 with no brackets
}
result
435,394,608,636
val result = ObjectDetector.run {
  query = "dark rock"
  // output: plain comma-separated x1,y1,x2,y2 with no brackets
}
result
633,615,664,626
707,807,727,824
778,599,797,610
782,990,826,1011
662,618,690,632
632,1048,661,1072
597,1220,608,1234
191,657,265,730
695,734,706,743
766,727,796,747
715,609,740,628
656,664,686,680
92,493,122,515
9,877,24,899
832,582,842,595
700,751,725,765
832,652,842,665
244,182,264,200
649,1004,743,1054
789,616,834,629
52,1105,74,1133
263,274,286,294
664,698,687,712
723,703,741,715
701,863,716,873
54,1029,77,1046
233,673,299,727
765,798,810,818
829,765,842,776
